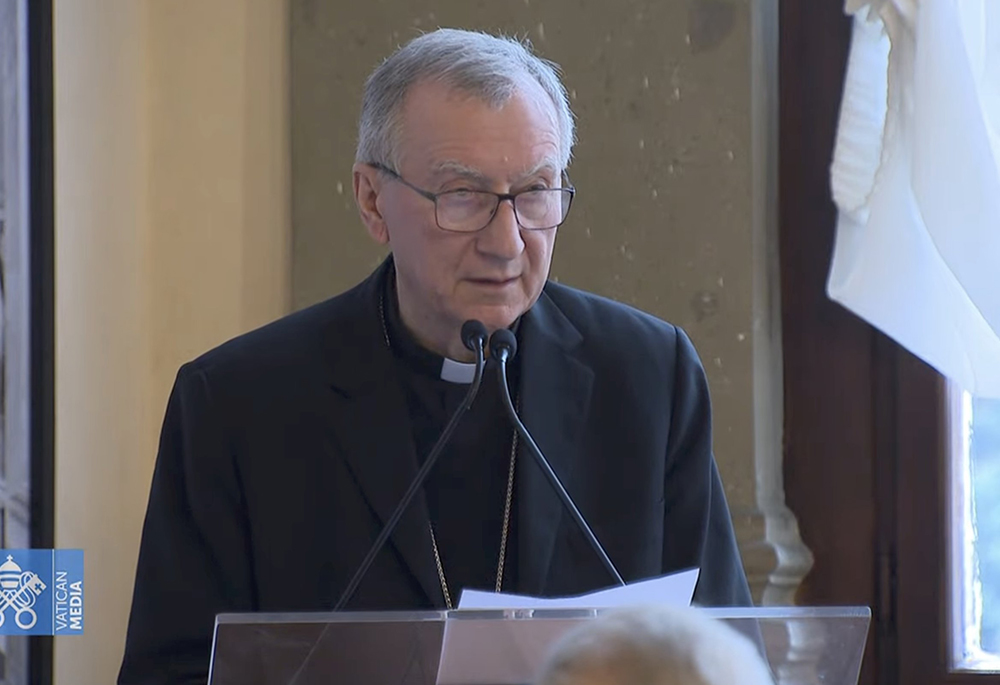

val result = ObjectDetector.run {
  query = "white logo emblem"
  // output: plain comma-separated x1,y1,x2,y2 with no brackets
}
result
0,555,47,630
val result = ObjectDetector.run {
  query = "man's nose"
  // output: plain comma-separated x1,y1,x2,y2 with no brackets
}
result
476,199,524,259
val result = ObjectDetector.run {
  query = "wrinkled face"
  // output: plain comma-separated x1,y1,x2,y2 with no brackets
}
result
354,77,564,356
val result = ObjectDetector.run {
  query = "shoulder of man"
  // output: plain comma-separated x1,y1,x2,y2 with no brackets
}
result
540,279,698,370
177,273,374,389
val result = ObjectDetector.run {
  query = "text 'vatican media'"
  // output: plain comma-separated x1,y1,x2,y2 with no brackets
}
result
53,569,83,632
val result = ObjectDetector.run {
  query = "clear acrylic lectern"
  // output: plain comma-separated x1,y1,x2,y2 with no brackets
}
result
208,606,871,685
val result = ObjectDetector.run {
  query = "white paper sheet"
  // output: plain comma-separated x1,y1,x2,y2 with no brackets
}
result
456,567,699,610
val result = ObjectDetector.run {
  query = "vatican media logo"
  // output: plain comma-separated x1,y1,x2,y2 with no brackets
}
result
0,550,84,635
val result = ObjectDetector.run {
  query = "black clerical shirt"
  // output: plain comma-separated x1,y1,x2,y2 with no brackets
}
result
381,271,520,603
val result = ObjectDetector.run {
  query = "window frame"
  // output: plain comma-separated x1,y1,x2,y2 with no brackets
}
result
26,0,55,682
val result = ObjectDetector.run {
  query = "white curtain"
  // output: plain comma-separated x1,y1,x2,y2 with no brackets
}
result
828,0,1000,397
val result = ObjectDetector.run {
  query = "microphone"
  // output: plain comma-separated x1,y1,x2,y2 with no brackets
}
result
334,319,489,611
461,319,489,355
488,328,626,587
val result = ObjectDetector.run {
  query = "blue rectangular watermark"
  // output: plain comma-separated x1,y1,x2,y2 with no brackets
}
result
0,550,83,635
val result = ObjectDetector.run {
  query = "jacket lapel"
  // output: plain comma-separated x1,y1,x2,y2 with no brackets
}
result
320,260,443,609
516,289,595,596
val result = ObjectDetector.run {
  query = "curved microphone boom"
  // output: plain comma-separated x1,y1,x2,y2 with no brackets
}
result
334,320,489,611
488,328,626,588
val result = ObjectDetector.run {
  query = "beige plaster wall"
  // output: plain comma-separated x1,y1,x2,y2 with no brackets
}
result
52,1,290,682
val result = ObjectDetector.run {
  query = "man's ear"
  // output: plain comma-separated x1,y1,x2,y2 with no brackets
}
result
353,162,390,245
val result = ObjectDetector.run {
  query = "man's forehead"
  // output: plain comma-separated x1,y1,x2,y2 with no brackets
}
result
396,78,563,178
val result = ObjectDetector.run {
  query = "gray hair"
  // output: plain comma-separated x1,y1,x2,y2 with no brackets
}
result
356,28,575,171
536,607,775,685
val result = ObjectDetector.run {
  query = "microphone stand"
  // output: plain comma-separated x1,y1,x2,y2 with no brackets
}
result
491,331,626,587
334,325,487,611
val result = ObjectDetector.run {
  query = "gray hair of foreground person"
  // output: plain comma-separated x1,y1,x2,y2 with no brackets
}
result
356,28,576,171
536,606,775,685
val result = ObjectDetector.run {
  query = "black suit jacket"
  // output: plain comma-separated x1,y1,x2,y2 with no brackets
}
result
118,260,751,684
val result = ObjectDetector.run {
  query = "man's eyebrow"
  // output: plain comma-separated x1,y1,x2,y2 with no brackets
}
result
429,161,490,184
516,158,561,181
428,157,563,186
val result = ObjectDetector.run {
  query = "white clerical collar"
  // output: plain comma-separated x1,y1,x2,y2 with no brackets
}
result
440,357,477,384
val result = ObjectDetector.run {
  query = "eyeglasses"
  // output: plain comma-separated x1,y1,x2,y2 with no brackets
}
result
370,162,575,233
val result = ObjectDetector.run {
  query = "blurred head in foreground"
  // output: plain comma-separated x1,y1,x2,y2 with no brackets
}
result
536,606,774,685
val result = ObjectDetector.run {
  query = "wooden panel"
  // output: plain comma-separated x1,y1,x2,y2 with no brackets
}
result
895,354,949,685
777,2,883,684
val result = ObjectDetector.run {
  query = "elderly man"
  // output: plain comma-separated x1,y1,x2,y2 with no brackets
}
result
118,28,751,684
537,606,774,685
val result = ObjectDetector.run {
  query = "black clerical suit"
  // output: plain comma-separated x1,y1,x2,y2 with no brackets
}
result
118,257,752,685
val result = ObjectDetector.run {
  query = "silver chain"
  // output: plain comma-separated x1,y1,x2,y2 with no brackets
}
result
496,426,519,589
429,425,517,609
379,284,519,610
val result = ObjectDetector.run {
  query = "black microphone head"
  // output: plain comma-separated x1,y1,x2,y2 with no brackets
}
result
461,320,488,353
488,328,518,363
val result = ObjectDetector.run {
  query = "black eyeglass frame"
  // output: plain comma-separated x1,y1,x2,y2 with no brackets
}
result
369,161,576,233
